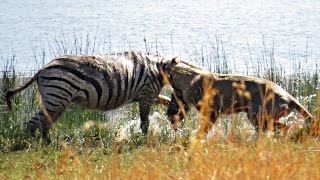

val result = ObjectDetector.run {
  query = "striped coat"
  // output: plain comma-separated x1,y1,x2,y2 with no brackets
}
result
6,51,179,144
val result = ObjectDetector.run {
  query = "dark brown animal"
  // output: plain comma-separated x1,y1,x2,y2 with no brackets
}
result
166,61,313,133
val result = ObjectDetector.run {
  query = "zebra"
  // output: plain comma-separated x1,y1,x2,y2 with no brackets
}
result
6,51,179,144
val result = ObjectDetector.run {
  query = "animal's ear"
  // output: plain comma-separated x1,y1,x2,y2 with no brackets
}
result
172,57,180,64
163,57,180,73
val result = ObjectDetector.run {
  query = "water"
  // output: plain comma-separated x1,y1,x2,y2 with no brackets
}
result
0,0,319,73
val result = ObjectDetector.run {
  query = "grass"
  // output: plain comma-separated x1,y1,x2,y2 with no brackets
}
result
1,138,320,179
0,35,319,179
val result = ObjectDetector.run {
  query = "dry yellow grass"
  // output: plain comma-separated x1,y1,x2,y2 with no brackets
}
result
1,117,320,180
2,136,318,179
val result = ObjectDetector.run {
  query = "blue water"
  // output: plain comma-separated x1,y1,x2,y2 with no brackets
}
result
0,0,319,73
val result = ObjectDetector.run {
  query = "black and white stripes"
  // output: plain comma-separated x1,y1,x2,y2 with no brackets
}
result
6,51,179,144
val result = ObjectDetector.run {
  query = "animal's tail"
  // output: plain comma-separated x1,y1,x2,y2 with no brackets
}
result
289,100,313,121
6,71,41,110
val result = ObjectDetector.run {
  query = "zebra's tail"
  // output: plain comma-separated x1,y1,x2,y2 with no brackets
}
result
6,70,41,110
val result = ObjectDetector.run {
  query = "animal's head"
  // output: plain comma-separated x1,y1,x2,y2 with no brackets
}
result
165,61,205,130
158,56,180,85
166,93,189,130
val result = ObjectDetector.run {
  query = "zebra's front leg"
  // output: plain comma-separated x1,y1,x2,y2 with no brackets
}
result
139,99,152,135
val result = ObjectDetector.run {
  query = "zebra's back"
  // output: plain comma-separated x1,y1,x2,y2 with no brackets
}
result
38,51,162,111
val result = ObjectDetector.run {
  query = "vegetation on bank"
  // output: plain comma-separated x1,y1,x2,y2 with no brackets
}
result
0,36,319,179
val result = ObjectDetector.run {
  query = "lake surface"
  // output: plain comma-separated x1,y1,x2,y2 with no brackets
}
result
0,0,319,73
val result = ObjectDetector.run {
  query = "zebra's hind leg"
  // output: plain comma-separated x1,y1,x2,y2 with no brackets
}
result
25,110,52,144
26,106,66,145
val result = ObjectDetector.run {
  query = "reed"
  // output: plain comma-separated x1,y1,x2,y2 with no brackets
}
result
0,34,319,179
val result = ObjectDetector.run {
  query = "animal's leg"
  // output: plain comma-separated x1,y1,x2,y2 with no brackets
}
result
274,104,291,132
250,101,272,132
26,110,50,138
139,99,152,135
258,104,291,132
196,110,217,138
26,102,67,144
248,107,265,133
